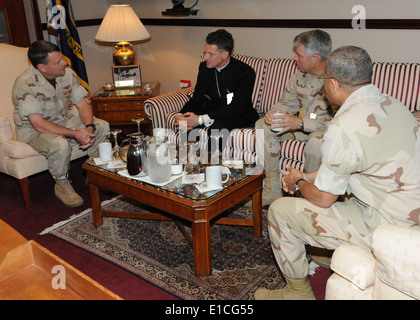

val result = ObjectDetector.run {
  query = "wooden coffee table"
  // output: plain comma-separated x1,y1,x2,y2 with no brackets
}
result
82,161,264,277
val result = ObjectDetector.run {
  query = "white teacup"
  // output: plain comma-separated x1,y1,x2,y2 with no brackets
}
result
205,166,229,190
271,112,285,132
171,163,183,175
98,142,113,162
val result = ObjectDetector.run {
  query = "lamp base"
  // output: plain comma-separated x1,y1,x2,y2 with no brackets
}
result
113,41,136,65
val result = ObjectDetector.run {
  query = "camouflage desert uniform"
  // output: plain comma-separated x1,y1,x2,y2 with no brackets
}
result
255,69,332,173
13,65,109,180
268,84,420,279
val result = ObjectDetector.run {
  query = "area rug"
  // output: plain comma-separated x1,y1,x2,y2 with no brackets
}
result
43,197,286,300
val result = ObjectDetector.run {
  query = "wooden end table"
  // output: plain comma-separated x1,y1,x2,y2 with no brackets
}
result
91,81,160,136
83,161,264,277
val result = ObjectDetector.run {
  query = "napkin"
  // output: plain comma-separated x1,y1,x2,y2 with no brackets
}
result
195,182,223,193
93,157,125,169
118,170,181,187
181,173,205,185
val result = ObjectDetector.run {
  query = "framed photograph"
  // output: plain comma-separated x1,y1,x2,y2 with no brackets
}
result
112,65,141,88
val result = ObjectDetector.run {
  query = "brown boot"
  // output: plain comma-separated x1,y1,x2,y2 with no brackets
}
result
254,277,315,300
55,179,84,208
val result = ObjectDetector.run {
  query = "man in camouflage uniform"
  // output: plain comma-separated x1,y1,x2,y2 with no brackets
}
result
255,46,420,300
13,40,109,208
255,30,333,206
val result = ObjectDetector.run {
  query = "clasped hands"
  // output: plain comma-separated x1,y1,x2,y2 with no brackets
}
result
75,127,95,150
175,112,199,132
264,110,301,134
281,165,304,195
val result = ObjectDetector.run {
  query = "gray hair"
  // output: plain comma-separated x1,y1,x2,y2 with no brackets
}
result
294,29,332,61
325,46,372,89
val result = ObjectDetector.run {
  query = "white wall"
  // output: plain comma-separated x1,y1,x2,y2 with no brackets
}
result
36,0,420,94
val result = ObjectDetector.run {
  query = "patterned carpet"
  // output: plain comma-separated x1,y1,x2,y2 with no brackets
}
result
45,197,286,300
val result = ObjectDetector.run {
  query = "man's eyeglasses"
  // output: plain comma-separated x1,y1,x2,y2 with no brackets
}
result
318,76,371,87
318,76,338,81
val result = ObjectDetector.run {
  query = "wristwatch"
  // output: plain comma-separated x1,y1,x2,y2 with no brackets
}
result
295,178,305,194
299,119,304,131
86,123,96,132
198,115,204,126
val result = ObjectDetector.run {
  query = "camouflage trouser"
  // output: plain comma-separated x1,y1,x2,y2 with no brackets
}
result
255,117,324,173
27,114,109,180
268,196,379,279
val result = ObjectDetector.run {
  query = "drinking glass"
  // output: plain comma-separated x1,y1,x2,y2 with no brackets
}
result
132,116,144,133
184,141,200,174
210,132,224,165
109,128,122,159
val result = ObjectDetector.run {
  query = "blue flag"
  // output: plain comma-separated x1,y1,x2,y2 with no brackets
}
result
46,0,90,94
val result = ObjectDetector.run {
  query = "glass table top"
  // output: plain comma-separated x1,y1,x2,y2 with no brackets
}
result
85,157,263,201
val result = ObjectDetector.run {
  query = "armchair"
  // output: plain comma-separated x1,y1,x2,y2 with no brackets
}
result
325,224,420,300
0,44,87,209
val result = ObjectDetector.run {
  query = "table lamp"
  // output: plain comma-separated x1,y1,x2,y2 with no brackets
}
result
95,4,150,66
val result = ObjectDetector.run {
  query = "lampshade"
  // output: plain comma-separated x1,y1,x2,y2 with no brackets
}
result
95,4,150,42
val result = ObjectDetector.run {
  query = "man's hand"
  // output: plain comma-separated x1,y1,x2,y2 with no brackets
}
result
75,127,95,150
175,112,199,132
281,165,304,195
281,165,338,208
28,113,95,150
264,110,302,134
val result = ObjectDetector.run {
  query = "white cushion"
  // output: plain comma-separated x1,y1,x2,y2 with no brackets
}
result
325,273,374,300
2,140,41,158
0,117,13,142
330,243,376,290
372,224,420,299
373,277,416,300
0,44,30,132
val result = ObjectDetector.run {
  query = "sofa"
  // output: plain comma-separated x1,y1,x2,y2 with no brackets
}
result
144,54,420,171
0,43,87,209
325,224,420,300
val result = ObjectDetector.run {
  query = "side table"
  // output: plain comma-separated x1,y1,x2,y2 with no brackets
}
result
91,81,160,136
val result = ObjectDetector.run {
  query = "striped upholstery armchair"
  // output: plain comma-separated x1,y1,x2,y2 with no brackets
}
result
144,55,420,171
